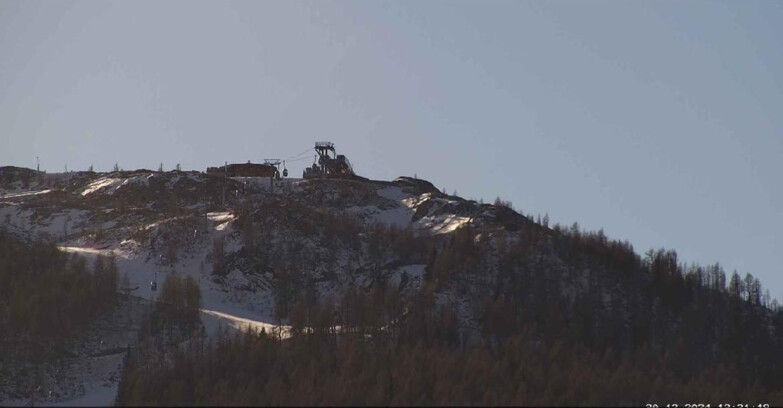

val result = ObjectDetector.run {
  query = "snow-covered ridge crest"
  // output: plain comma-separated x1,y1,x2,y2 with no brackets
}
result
80,174,152,196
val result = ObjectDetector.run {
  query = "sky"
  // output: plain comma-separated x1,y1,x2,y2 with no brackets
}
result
1,1,782,299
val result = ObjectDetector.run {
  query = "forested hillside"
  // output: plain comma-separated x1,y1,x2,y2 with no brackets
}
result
3,167,782,405
0,229,119,401
118,213,783,405
0,229,118,347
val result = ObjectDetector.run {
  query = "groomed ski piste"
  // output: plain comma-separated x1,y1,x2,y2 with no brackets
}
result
0,170,498,406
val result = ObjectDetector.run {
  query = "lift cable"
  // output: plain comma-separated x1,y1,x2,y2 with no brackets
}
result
284,147,314,161
286,152,312,162
285,156,313,163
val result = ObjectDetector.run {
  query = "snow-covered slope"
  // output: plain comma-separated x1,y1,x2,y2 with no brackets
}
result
0,167,538,405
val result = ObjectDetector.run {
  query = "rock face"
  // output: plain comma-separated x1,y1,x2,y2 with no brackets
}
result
0,166,536,298
0,168,545,342
391,176,442,196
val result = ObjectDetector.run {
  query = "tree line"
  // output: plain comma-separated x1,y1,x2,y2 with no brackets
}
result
118,201,783,405
0,228,119,356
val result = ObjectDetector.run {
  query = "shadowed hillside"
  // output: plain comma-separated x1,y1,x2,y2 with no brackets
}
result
1,167,782,405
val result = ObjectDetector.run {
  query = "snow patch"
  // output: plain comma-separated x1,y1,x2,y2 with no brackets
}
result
207,212,234,222
416,214,472,234
201,309,290,339
80,178,123,196
207,212,235,231
376,185,408,202
47,354,124,407
387,264,426,291
80,174,151,196
0,189,51,199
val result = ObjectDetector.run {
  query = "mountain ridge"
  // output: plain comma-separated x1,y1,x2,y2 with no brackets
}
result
2,164,783,405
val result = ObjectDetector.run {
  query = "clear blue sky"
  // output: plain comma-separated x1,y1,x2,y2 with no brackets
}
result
2,1,782,299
